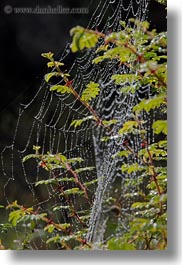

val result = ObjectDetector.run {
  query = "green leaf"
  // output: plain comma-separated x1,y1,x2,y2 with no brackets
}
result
70,26,99,52
119,121,139,135
58,154,67,162
133,95,167,113
120,21,126,28
131,202,148,209
111,74,139,84
50,85,72,94
44,223,71,233
33,145,41,155
84,179,98,187
120,85,138,94
152,120,167,135
44,72,60,82
61,188,81,196
81,82,100,103
47,61,64,68
107,238,136,250
71,116,95,128
112,150,130,158
53,206,71,212
106,47,134,62
8,210,25,227
0,223,12,234
35,177,75,187
96,44,109,53
22,154,39,163
41,52,54,60
19,213,47,224
33,145,41,152
46,234,75,244
144,52,157,60
67,157,84,164
93,46,134,64
102,119,118,126
44,224,55,233
46,234,61,244
58,223,71,230
92,55,106,64
79,215,90,221
74,166,95,173
121,163,146,174
158,140,167,149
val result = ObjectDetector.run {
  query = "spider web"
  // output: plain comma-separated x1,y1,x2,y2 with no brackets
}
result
0,0,162,249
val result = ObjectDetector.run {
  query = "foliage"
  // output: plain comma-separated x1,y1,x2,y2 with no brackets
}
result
155,0,167,5
80,82,100,103
70,26,100,52
2,18,167,250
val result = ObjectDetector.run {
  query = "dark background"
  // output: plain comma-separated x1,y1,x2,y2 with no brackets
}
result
0,0,94,112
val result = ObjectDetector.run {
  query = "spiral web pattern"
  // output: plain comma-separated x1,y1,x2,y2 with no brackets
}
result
0,0,158,249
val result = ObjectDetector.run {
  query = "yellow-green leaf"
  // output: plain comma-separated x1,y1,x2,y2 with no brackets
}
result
81,82,100,103
50,85,72,94
44,72,60,82
41,52,54,60
152,120,167,135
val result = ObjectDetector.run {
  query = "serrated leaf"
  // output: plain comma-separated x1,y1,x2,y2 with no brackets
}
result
75,166,95,174
61,188,80,196
35,177,75,187
133,95,167,113
8,210,25,227
84,179,98,187
121,163,145,174
158,140,167,149
120,85,138,94
92,55,106,64
120,20,126,28
53,206,71,211
44,72,60,82
106,46,134,62
152,120,167,135
41,52,54,60
96,44,109,53
22,154,39,163
71,116,95,128
67,157,84,164
102,119,118,126
58,223,71,230
70,26,99,52
119,121,139,135
111,74,139,84
112,150,130,158
47,61,64,68
93,46,134,64
50,85,72,94
131,202,148,209
81,82,100,103
107,238,136,250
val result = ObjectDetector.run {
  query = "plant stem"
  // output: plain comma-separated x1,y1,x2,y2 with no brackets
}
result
86,28,167,88
58,186,87,226
52,59,110,132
